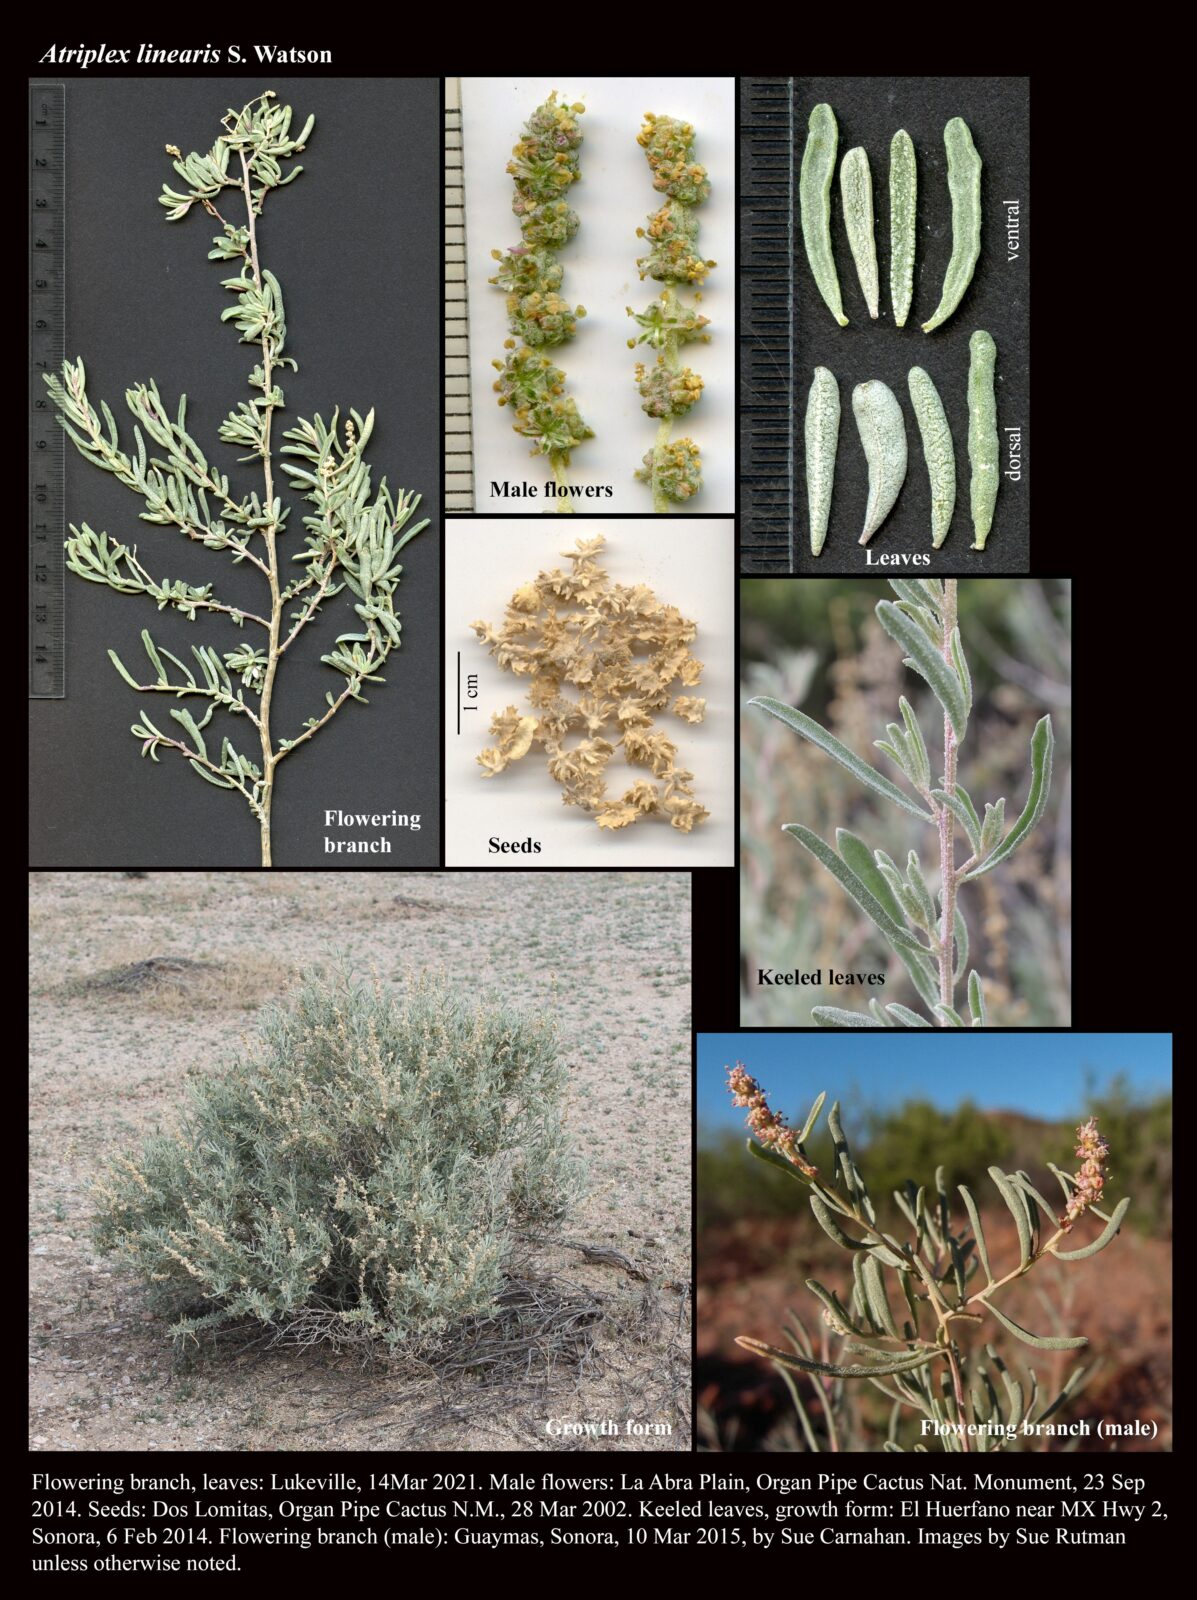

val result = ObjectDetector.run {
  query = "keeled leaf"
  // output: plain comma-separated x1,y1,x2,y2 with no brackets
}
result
968,969,988,1026
979,1299,1087,1351
875,601,969,740
836,828,906,925
750,696,934,821
812,1007,883,1029
1051,1196,1131,1261
810,1191,869,1250
885,1003,931,1027
735,1336,941,1380
958,1184,993,1285
783,823,927,952
962,717,1054,881
989,1166,1032,1269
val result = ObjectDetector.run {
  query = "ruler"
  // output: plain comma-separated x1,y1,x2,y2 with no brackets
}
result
444,79,474,511
739,77,796,572
29,82,66,698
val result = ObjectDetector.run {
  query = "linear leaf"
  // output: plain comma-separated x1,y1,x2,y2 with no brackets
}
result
989,1167,1031,1269
897,941,942,1013
931,790,981,852
774,1361,821,1452
750,696,934,821
797,1090,827,1145
888,578,941,615
968,969,988,1027
862,1254,900,1337
108,649,141,690
746,1138,809,1182
898,696,931,789
1010,1171,1061,1227
963,716,1054,881
875,601,968,740
950,625,973,715
810,1192,869,1250
886,1003,931,1027
905,850,936,929
1051,1196,1131,1261
935,1004,967,1027
735,1337,940,1380
836,828,906,925
783,823,927,952
979,1299,1087,1351
812,1007,883,1028
958,1185,993,1285
806,1277,866,1337
953,905,969,983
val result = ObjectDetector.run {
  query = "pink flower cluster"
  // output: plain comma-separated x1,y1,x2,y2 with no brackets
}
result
726,1063,817,1177
1060,1116,1109,1230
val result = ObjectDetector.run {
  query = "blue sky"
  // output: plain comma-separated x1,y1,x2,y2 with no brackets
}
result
698,1032,1172,1140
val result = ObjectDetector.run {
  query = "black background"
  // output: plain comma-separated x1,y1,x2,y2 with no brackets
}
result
29,77,441,866
746,75,1029,574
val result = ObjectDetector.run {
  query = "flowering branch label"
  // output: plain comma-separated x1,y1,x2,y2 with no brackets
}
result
323,808,422,855
488,480,614,501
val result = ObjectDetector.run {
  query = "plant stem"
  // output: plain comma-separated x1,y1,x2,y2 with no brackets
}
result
549,452,575,514
651,292,679,515
238,149,281,867
936,579,960,1018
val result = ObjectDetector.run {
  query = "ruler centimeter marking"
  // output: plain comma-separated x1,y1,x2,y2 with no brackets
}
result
739,76,795,573
30,82,67,698
444,80,474,512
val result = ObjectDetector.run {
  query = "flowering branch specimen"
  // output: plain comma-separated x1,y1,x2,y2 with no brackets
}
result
44,94,427,866
630,114,714,512
749,579,1054,1026
727,1067,1130,1453
470,534,709,832
490,93,592,513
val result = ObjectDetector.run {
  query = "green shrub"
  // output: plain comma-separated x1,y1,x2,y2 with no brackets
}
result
93,971,586,1352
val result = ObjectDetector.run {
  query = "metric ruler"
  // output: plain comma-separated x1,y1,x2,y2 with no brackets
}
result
444,79,474,511
739,77,796,572
29,82,67,698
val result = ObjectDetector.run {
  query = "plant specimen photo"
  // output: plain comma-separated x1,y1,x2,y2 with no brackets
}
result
741,579,1070,1025
629,112,713,511
42,90,430,867
696,1033,1172,1453
490,91,592,511
443,518,735,867
30,871,693,1451
456,78,734,514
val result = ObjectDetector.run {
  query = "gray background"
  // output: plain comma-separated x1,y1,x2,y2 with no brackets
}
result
749,75,1029,574
29,77,441,866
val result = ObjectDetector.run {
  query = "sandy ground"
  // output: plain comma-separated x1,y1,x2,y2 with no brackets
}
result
29,871,692,1452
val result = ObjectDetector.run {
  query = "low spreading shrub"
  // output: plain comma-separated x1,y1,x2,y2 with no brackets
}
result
93,971,586,1352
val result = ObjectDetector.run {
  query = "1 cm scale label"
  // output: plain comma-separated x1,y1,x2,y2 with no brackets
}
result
29,83,66,699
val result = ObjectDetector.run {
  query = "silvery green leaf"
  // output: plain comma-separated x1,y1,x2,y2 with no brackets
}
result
898,696,931,790
885,1004,931,1028
836,828,906,926
868,998,893,1025
953,905,968,983
962,717,1054,881
811,1191,869,1249
968,969,988,1026
187,758,235,789
746,1138,809,1182
989,1166,1031,1269
935,1003,967,1028
796,1090,827,1145
950,625,972,715
905,850,936,929
958,1184,993,1284
979,1300,1087,1352
108,649,141,690
736,1337,939,1380
1050,1197,1130,1261
979,797,1006,857
812,1007,884,1029
861,1254,900,1337
806,1277,866,1336
783,823,927,952
751,696,934,821
875,600,968,740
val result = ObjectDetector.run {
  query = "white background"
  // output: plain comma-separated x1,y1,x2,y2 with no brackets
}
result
460,77,735,515
444,519,735,866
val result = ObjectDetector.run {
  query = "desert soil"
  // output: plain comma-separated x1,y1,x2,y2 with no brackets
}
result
29,871,692,1452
